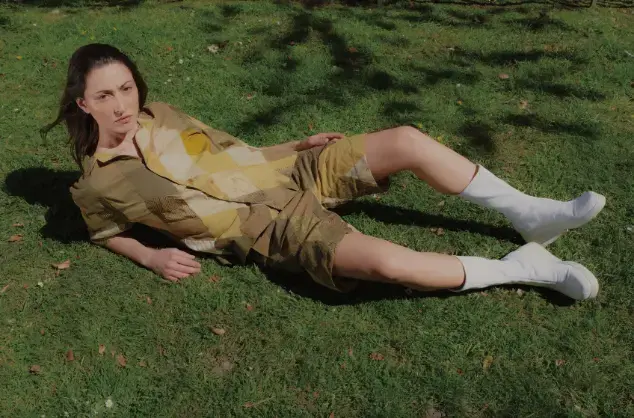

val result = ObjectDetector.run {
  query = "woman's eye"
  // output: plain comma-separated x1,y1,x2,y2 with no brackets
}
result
98,95,108,100
123,87,131,91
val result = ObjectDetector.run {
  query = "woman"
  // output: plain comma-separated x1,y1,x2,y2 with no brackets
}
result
43,44,605,300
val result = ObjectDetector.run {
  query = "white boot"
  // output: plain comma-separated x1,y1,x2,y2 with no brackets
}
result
460,165,605,245
456,243,599,300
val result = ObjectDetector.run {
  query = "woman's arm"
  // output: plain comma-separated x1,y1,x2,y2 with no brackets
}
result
105,234,201,282
259,132,345,153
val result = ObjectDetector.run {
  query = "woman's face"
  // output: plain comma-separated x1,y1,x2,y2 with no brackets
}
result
76,61,140,137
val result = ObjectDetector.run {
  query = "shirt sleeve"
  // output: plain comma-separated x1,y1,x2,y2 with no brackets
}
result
72,184,133,246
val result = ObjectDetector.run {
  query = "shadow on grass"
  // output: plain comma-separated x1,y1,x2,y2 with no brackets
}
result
11,0,144,8
333,200,523,243
262,267,576,307
4,167,86,243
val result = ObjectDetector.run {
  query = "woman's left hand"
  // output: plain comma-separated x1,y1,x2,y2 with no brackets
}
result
297,132,344,151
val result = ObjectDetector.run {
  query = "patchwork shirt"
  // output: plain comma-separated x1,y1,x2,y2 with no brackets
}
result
71,102,301,261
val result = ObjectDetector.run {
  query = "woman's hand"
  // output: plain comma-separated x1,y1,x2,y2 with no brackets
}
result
297,132,345,151
146,248,201,282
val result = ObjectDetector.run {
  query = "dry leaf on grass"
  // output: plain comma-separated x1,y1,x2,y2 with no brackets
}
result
329,413,335,418
483,355,493,371
40,328,45,335
138,360,147,367
498,73,510,80
210,327,226,336
8,234,23,242
29,365,41,374
146,296,152,305
556,359,566,367
12,223,24,227
52,260,71,270
98,344,106,355
519,100,529,109
208,275,221,283
425,407,445,418
1,284,10,294
246,303,254,311
116,354,127,367
66,350,75,362
369,352,384,361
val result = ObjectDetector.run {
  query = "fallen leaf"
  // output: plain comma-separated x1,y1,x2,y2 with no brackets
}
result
12,223,24,227
519,100,529,109
146,296,152,305
207,44,220,54
40,328,45,335
348,348,353,357
208,275,221,283
369,352,384,361
16,56,23,60
456,100,463,105
98,344,105,355
498,73,510,80
8,234,23,242
329,413,335,418
482,355,493,371
138,360,147,367
340,362,346,369
52,260,71,270
308,122,314,131
435,228,445,236
348,47,358,53
210,327,226,336
24,284,30,289
246,303,254,311
425,407,445,418
313,391,319,399
158,345,166,357
166,46,173,52
29,365,41,374
116,354,127,367
457,368,464,375
555,359,566,367
66,350,75,362
246,93,255,100
244,402,255,408
1,284,10,293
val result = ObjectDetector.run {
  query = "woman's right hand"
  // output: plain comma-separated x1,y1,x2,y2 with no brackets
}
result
146,248,201,282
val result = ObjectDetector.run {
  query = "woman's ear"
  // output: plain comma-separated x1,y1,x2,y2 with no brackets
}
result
76,97,90,114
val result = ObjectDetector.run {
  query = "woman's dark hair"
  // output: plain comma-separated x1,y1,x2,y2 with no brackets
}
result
41,43,148,172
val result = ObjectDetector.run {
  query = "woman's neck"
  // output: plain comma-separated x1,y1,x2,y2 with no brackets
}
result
97,126,134,149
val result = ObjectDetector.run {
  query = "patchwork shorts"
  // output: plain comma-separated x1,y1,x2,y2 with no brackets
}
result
248,134,389,292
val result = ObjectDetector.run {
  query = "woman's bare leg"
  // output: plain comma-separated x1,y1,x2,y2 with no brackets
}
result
332,232,599,300
364,126,476,194
362,126,605,245
333,232,465,291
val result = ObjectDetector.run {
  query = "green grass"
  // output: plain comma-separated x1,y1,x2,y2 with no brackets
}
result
1,0,634,416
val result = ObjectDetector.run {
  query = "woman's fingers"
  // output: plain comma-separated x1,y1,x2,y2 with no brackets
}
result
175,254,201,269
169,270,191,280
172,248,196,259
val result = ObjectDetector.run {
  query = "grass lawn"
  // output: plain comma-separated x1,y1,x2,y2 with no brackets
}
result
1,0,634,416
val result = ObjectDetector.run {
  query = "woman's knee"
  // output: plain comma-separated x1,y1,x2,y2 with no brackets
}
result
391,126,434,162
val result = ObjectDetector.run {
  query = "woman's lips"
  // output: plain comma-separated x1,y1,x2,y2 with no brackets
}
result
116,116,131,124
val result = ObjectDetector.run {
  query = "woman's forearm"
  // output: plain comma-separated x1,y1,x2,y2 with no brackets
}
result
259,140,302,153
104,234,156,268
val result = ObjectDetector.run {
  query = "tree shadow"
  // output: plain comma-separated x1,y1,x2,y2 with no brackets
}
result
458,120,496,154
12,0,144,8
502,113,601,139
